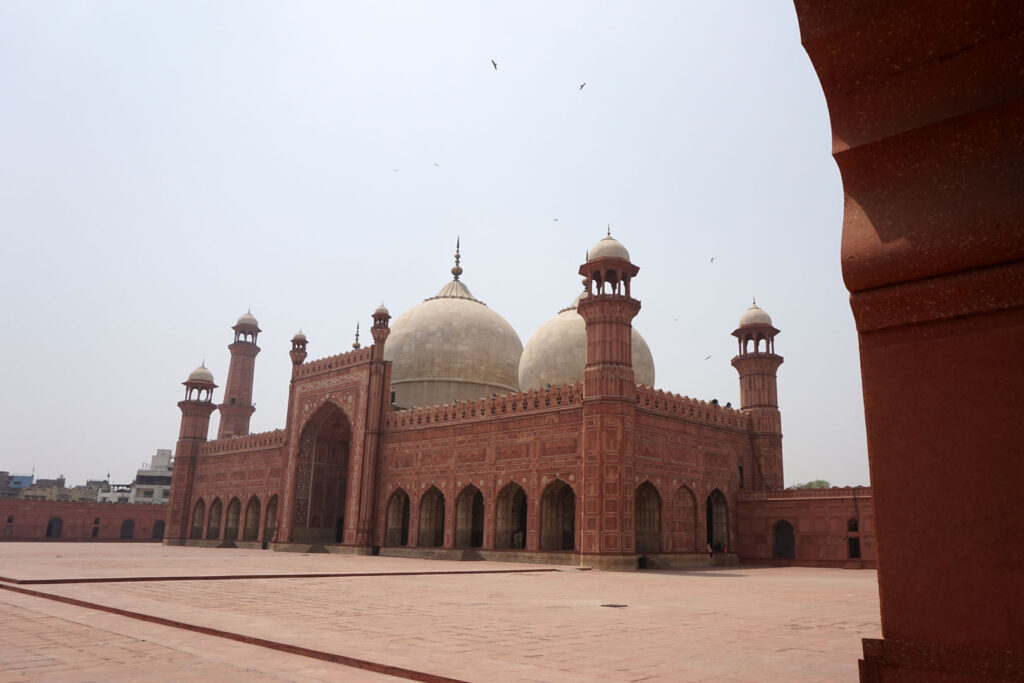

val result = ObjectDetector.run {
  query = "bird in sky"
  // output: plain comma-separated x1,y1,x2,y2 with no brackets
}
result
433,162,440,167
579,82,586,90
553,218,559,222
705,355,713,360
710,257,716,263
491,59,498,70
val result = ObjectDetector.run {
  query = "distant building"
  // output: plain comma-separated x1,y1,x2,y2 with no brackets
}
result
97,484,132,504
0,472,34,499
129,449,174,504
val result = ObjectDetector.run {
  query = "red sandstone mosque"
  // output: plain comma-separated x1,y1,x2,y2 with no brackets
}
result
164,232,867,569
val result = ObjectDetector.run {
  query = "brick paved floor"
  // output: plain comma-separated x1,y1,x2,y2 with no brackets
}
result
0,543,881,681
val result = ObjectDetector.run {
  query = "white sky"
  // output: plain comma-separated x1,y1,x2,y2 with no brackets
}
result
0,2,867,488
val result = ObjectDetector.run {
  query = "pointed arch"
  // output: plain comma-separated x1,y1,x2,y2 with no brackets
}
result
45,517,62,539
635,481,662,554
120,519,135,539
263,495,279,543
495,482,527,549
668,485,697,551
540,479,576,551
773,519,795,558
384,488,410,546
706,488,728,552
190,499,205,540
243,495,261,541
418,486,445,547
224,497,241,541
292,401,352,544
455,484,484,549
206,498,222,539
151,520,165,540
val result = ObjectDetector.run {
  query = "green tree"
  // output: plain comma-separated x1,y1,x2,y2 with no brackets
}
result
788,479,832,489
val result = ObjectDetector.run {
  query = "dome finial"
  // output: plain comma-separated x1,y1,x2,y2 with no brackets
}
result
607,224,611,237
451,237,463,280
352,322,361,350
752,296,757,306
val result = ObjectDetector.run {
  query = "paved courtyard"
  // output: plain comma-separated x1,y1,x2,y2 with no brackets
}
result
0,543,880,681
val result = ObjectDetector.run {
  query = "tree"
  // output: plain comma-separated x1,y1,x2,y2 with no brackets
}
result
788,479,831,490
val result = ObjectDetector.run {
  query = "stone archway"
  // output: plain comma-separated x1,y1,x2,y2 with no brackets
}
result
45,517,62,539
384,488,410,546
668,485,697,551
224,498,241,541
206,498,222,540
263,496,278,543
495,483,527,549
418,486,445,548
705,489,728,552
455,485,484,549
635,481,662,554
119,519,135,539
292,401,352,544
243,496,261,541
773,519,795,559
540,480,575,551
190,499,205,540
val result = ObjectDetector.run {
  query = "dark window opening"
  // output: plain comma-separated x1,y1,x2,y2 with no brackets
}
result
848,537,861,558
738,466,745,490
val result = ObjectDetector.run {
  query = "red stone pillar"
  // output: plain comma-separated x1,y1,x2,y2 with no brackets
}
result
794,2,1024,678
166,368,217,544
354,305,392,548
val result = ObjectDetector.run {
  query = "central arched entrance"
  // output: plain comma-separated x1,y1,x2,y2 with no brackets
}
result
540,480,575,551
418,486,445,547
292,402,352,544
773,519,795,558
495,483,527,549
455,485,484,548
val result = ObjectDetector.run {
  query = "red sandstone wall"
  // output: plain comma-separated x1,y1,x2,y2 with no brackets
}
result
0,500,168,542
736,488,875,568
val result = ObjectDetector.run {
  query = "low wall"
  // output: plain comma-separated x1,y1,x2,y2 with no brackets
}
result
0,499,168,542
736,487,875,568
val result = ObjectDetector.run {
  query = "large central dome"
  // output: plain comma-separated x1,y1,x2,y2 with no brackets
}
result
384,247,523,408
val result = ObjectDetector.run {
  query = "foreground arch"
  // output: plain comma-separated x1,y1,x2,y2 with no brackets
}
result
384,488,410,546
495,483,527,549
454,485,484,549
417,487,445,548
635,481,661,554
540,480,575,551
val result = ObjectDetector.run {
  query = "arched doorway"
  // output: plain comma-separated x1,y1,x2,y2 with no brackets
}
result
263,496,278,543
635,481,661,554
706,489,728,552
224,498,241,541
669,485,697,551
120,519,134,539
495,483,527,549
773,520,795,558
206,498,222,540
190,499,205,540
384,489,410,546
540,480,575,551
243,496,261,541
151,520,165,540
292,402,352,544
418,486,445,547
455,485,484,548
45,517,62,539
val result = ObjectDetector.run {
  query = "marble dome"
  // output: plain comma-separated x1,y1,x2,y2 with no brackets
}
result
588,232,630,261
187,364,215,384
235,311,259,329
384,272,523,408
518,293,655,390
738,303,772,327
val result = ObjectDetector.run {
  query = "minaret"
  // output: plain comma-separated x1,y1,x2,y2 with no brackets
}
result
731,300,784,490
576,229,642,569
165,364,218,543
217,311,261,439
290,330,308,368
353,303,392,547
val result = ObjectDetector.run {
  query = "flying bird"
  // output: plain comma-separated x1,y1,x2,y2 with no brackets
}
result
433,162,440,167
553,218,559,222
705,355,713,360
710,257,716,263
579,82,586,90
491,59,498,70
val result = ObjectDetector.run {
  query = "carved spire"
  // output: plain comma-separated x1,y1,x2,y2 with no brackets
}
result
352,322,361,350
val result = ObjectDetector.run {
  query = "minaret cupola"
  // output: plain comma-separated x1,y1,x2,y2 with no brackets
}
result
290,330,308,366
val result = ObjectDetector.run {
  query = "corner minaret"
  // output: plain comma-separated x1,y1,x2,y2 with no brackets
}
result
576,229,642,569
290,330,308,368
165,364,218,543
731,300,784,489
217,311,261,439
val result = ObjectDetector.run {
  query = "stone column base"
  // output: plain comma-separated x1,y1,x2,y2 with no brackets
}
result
859,637,1024,681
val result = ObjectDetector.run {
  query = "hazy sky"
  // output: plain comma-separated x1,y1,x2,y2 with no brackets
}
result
0,2,867,488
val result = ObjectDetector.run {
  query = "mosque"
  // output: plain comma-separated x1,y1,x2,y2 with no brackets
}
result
165,231,825,570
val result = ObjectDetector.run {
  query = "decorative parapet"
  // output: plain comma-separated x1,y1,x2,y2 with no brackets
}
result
384,383,584,430
294,347,374,379
634,386,750,429
736,486,870,502
198,429,286,456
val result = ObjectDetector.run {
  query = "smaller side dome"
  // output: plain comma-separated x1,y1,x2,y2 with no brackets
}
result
292,329,307,342
236,311,259,329
588,229,630,261
738,302,772,327
188,364,215,384
375,303,390,316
